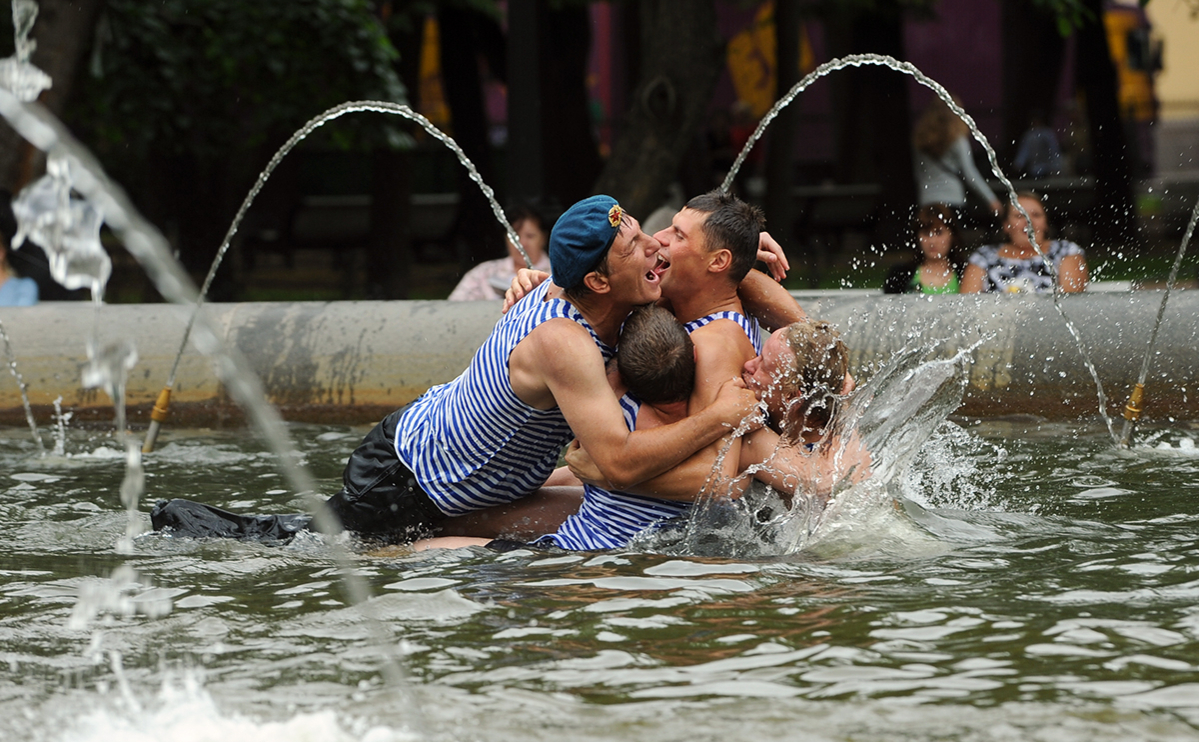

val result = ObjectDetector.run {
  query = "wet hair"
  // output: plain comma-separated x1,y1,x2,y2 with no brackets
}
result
912,96,968,159
683,190,765,284
617,305,695,405
912,204,965,263
775,320,848,443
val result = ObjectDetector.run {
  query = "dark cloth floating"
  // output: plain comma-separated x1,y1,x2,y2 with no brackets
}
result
151,498,314,543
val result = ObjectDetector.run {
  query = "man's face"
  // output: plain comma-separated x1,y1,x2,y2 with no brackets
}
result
653,208,708,299
741,327,791,420
601,213,663,306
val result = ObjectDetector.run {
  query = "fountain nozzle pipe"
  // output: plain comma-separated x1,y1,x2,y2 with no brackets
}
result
1118,383,1145,448
141,386,172,453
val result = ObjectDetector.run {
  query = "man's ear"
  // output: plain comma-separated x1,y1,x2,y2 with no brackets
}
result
582,270,612,295
708,248,732,274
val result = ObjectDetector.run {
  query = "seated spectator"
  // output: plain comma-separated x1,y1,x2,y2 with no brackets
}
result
448,200,554,301
1013,111,1064,180
884,204,966,295
960,191,1087,294
0,198,38,307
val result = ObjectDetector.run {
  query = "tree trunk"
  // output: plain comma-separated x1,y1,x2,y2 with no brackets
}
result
0,0,104,191
593,0,723,219
764,0,800,252
825,9,913,248
1075,0,1137,248
539,2,602,206
1000,1,1065,166
438,4,503,268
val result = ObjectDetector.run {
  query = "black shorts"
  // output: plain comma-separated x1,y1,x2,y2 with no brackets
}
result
321,406,448,543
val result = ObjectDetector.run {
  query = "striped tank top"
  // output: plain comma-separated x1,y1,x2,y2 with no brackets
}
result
541,309,763,551
395,280,615,516
683,310,763,355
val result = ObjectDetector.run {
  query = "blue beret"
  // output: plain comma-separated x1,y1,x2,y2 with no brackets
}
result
549,195,625,289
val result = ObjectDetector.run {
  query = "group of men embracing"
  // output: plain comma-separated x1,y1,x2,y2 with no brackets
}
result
152,190,866,551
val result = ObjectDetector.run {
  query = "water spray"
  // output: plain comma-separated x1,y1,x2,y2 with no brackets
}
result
1118,193,1199,447
0,86,426,730
142,100,527,453
722,53,1118,443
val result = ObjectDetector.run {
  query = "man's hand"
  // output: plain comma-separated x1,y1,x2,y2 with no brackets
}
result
711,377,765,433
564,439,611,489
757,232,790,282
502,269,551,313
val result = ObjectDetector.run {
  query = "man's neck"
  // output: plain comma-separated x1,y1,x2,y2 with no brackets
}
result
546,283,629,348
666,279,742,325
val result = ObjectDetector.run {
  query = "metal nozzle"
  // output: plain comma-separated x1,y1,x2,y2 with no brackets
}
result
141,386,173,453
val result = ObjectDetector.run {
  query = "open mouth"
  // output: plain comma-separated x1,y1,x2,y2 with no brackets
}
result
647,253,670,282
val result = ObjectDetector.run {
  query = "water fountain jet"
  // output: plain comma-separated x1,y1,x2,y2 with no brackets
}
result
141,100,532,454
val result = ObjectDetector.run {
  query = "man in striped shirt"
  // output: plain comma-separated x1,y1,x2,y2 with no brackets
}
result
320,195,768,543
637,190,806,495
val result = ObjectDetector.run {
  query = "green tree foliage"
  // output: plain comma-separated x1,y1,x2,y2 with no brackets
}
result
70,0,407,161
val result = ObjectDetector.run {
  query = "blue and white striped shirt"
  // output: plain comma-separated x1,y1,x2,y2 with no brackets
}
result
395,280,615,516
541,394,690,551
683,310,763,355
541,309,763,551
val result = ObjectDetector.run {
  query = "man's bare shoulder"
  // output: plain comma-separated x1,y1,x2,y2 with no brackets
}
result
688,316,756,352
514,317,606,374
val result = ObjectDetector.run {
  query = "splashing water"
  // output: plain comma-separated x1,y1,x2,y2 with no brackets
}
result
0,0,51,102
722,53,1120,443
0,316,44,454
1118,192,1199,446
637,342,975,559
81,340,144,552
52,394,72,456
0,79,421,725
11,152,110,299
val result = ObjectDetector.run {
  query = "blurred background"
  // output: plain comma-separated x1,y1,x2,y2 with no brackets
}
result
1,0,1197,302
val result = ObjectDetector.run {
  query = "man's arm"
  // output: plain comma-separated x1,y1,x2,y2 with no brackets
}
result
513,319,761,491
738,269,806,331
585,321,756,501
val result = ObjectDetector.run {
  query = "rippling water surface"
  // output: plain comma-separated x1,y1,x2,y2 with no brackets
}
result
3,420,1199,741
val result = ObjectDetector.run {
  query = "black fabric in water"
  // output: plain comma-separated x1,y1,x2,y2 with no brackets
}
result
150,499,313,543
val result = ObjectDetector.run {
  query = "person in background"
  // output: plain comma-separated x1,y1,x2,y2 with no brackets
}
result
960,191,1087,294
912,96,1001,220
883,204,967,295
1012,110,1064,180
0,196,39,307
448,200,554,301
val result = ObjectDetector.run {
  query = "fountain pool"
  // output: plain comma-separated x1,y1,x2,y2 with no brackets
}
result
3,419,1199,741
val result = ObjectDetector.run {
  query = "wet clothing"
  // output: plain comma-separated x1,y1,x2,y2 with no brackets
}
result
151,280,614,544
151,499,313,542
396,279,614,516
966,240,1084,294
535,310,763,551
537,394,690,550
683,310,764,355
884,259,965,295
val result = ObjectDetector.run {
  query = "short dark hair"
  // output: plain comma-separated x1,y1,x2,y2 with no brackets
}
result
617,305,695,405
684,190,764,284
506,198,556,234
